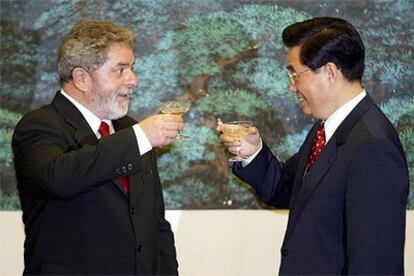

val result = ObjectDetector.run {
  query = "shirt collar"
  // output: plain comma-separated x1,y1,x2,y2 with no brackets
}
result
60,89,113,138
324,89,367,143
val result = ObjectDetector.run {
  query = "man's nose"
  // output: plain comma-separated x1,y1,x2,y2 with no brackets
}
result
288,81,297,93
127,71,138,87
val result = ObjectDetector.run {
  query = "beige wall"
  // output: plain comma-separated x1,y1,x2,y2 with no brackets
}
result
1,210,413,276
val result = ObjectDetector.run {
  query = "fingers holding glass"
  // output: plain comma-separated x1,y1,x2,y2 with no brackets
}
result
159,100,191,140
220,121,253,162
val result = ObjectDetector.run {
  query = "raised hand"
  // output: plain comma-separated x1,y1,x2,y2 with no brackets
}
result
217,120,261,160
139,114,183,147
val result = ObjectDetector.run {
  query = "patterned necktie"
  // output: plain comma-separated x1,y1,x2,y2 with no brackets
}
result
98,122,129,194
306,122,326,173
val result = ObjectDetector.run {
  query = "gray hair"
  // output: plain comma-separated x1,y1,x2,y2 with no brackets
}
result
57,19,135,85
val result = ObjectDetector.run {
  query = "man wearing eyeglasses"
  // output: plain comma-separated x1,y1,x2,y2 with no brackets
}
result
218,17,408,275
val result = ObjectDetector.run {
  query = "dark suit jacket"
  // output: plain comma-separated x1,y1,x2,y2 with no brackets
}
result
12,91,178,275
234,95,409,275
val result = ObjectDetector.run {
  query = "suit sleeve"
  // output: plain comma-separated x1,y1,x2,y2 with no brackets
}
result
232,142,298,208
346,138,408,274
12,113,142,200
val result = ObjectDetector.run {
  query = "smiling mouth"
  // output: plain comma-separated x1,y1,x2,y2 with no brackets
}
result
296,94,305,103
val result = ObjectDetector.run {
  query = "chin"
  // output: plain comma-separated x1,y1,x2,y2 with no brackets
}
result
107,108,128,120
116,110,128,119
300,106,312,116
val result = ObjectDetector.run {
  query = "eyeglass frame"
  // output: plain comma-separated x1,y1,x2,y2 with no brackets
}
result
287,68,312,84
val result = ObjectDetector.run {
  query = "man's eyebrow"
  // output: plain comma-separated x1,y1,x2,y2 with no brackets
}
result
116,63,130,67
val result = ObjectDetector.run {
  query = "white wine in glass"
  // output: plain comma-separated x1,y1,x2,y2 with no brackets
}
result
221,120,253,161
159,100,191,140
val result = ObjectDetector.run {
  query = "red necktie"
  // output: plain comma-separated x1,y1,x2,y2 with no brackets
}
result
98,122,129,194
306,122,326,172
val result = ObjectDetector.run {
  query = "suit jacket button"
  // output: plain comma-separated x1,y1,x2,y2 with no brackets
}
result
129,208,136,214
122,166,127,174
127,163,133,170
281,248,288,257
136,244,142,252
116,168,121,175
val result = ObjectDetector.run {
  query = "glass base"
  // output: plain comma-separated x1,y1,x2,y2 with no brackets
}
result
229,155,245,162
175,134,189,141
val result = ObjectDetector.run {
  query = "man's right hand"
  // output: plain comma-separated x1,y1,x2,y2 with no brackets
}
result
139,114,183,147
216,123,261,158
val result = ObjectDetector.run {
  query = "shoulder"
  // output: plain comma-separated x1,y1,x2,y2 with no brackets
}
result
12,102,72,150
15,103,58,130
352,105,403,150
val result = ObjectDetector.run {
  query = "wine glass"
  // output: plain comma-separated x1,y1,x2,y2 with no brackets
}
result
159,100,191,140
220,120,253,161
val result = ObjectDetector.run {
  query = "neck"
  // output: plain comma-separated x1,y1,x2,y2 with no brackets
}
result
333,78,363,106
338,81,364,104
319,81,363,120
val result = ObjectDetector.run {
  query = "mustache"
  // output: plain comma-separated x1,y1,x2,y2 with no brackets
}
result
118,88,135,97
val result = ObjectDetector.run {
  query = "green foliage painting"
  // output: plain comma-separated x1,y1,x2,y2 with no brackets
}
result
1,0,413,210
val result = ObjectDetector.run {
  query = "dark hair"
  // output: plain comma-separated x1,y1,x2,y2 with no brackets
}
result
282,17,365,82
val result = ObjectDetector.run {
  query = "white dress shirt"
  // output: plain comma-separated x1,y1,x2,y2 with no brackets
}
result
60,89,152,155
242,89,367,166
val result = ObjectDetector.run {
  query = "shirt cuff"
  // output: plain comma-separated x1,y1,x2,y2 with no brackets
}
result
241,139,263,167
132,124,153,156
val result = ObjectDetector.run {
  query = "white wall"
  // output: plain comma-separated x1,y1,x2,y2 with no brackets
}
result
1,210,413,276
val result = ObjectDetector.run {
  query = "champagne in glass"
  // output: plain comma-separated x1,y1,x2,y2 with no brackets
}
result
221,120,253,161
159,100,191,140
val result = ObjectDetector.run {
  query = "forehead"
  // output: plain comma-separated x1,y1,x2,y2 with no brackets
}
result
286,46,302,71
104,42,135,65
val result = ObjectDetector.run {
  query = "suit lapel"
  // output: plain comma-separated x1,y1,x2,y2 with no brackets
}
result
52,91,98,146
286,139,337,239
288,123,320,213
52,91,129,197
285,95,375,242
112,176,126,196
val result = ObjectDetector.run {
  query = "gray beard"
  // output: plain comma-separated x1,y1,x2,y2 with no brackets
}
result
90,88,128,120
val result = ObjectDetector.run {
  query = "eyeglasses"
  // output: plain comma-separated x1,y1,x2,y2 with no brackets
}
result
287,68,311,84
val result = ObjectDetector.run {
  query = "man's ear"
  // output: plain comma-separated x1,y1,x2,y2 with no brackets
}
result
71,68,91,92
324,62,340,82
